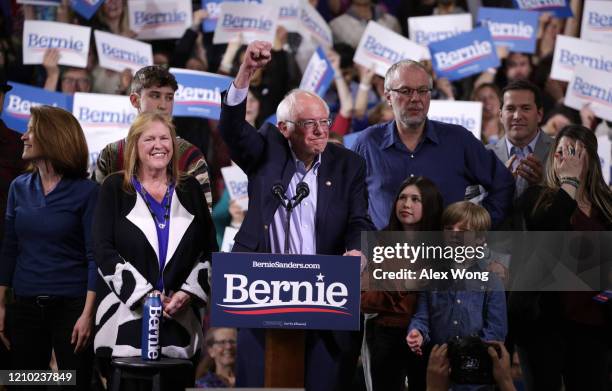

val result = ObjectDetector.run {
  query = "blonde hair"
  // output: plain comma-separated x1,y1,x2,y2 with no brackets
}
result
442,201,492,231
28,105,89,178
122,112,181,193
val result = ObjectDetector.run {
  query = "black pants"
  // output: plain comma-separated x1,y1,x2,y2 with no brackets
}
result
367,322,427,391
517,321,609,391
8,296,93,391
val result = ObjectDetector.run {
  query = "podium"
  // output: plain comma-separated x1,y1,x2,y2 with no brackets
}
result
211,252,360,388
265,329,305,387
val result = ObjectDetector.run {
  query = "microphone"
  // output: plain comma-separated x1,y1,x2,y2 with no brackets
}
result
271,183,289,209
291,182,310,208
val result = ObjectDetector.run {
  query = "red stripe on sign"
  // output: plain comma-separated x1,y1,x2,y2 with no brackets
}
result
223,307,351,315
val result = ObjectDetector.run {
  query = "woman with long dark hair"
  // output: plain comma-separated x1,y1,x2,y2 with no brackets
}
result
362,176,443,391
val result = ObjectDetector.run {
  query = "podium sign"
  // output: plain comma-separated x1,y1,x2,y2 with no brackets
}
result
211,252,360,331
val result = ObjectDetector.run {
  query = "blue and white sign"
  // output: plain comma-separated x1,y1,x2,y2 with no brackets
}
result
551,35,612,82
429,27,500,82
581,1,612,45
170,67,232,120
1,82,72,133
299,1,333,48
128,0,192,40
270,0,302,32
221,164,248,210
72,92,137,164
299,47,335,98
428,100,483,140
354,21,428,77
94,30,153,73
213,2,278,44
512,0,573,18
564,65,612,123
408,13,472,60
211,252,361,330
202,0,222,33
478,7,539,54
70,0,104,20
22,21,91,68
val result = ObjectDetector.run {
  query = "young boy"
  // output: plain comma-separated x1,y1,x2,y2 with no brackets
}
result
406,201,507,390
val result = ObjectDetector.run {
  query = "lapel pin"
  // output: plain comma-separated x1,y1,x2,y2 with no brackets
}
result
325,181,331,187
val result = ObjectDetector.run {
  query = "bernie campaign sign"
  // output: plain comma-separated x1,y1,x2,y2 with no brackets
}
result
354,21,428,77
299,47,335,98
478,7,539,54
551,35,612,82
94,31,153,73
22,21,91,68
128,0,192,40
512,0,573,18
299,1,333,48
70,0,104,20
429,27,500,82
428,100,483,140
221,164,249,211
408,14,472,60
211,252,360,330
213,2,278,44
268,0,302,32
170,67,232,120
581,1,612,45
72,92,137,165
1,82,73,133
564,65,612,123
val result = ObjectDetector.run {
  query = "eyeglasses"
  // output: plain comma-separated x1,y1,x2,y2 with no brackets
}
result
286,119,332,131
212,339,237,346
388,87,432,98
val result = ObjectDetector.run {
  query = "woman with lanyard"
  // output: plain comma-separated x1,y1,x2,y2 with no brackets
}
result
93,112,216,388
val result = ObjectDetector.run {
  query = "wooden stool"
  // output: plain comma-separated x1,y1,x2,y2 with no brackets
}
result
110,357,193,391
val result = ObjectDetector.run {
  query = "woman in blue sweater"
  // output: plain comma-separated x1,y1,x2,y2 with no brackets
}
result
0,106,98,390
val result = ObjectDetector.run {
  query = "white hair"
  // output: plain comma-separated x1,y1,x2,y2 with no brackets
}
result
276,89,330,125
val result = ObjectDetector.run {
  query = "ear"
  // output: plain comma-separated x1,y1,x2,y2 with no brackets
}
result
277,121,291,139
129,93,140,110
384,91,392,107
537,107,543,124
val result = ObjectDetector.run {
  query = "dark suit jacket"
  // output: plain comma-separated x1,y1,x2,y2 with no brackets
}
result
219,94,375,255
218,94,374,390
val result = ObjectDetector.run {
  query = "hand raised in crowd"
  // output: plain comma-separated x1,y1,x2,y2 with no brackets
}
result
406,329,424,356
486,341,517,391
327,49,341,74
356,63,375,87
71,312,93,353
191,9,209,31
43,48,60,76
516,154,544,185
163,291,192,317
580,104,596,130
425,344,450,391
234,40,272,89
554,138,586,181
273,26,288,51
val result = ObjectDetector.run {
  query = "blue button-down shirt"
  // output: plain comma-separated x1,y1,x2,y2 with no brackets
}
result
408,266,508,346
270,153,320,255
352,119,514,229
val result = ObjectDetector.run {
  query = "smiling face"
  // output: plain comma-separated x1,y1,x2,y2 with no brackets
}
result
501,89,542,148
21,122,42,161
385,65,431,130
136,120,173,174
475,86,501,120
207,328,237,370
279,92,329,162
395,185,423,230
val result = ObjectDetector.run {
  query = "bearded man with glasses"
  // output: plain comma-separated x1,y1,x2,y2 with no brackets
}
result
353,60,515,230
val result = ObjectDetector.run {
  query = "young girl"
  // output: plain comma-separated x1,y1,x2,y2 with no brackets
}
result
362,176,443,391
